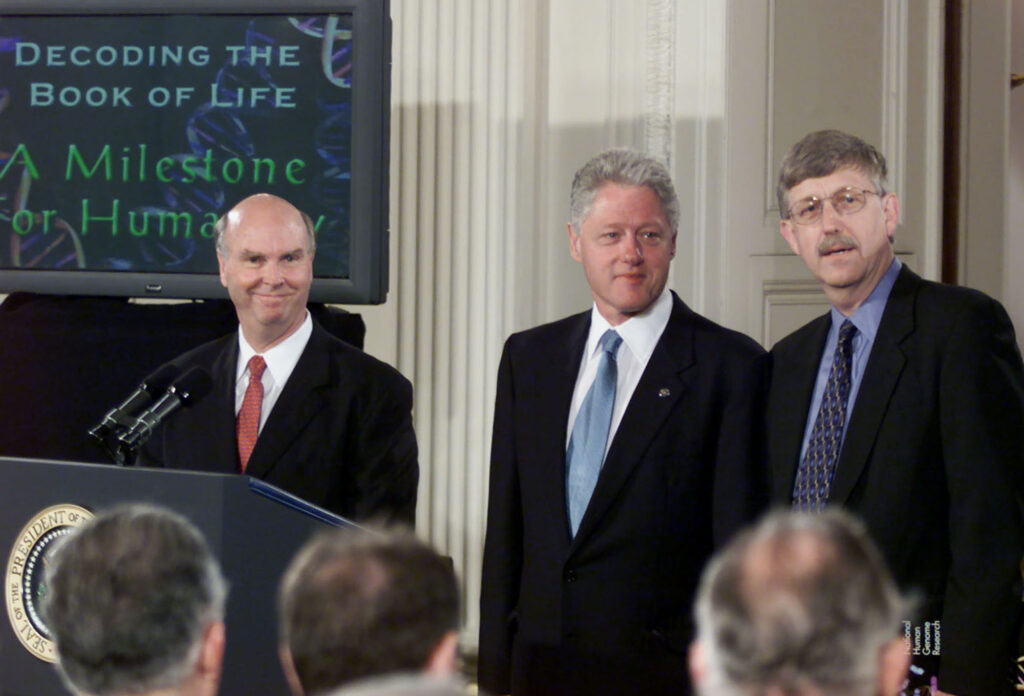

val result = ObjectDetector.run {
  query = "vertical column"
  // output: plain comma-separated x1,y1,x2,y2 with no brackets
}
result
389,0,535,644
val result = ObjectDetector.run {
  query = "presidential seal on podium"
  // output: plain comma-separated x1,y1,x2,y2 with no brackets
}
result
5,504,93,662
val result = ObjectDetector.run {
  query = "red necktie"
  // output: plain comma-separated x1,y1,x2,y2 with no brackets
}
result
237,355,267,473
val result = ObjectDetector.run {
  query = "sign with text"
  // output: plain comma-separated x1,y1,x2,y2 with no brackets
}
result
0,14,355,283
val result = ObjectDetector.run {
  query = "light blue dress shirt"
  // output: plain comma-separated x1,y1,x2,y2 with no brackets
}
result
798,258,903,462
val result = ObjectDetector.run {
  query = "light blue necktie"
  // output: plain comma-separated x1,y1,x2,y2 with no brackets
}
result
566,329,622,536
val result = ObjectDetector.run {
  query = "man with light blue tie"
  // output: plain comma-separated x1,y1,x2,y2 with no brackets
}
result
768,129,1024,695
479,148,769,696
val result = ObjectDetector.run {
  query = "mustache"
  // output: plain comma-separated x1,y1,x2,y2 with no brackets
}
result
818,235,857,255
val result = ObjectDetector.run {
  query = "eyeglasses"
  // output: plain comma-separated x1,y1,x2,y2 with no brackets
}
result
785,186,881,225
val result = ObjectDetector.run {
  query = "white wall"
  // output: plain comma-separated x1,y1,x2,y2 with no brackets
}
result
1007,0,1024,350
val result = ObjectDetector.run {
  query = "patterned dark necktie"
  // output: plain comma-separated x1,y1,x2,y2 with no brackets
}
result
793,320,857,512
237,355,266,473
566,329,622,536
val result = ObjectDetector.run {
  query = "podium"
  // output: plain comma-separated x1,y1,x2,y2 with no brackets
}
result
0,456,355,696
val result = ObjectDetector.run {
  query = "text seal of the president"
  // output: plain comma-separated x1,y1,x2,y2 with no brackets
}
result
6,504,93,662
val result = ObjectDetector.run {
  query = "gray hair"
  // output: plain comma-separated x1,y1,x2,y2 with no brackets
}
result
214,193,317,256
42,503,228,696
279,527,460,694
323,674,468,696
776,130,889,217
568,148,680,232
694,509,910,696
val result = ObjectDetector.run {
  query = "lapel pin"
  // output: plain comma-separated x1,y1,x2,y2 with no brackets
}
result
658,388,670,398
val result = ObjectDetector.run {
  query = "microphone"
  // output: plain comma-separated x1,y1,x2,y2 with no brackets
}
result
88,363,181,443
116,367,214,454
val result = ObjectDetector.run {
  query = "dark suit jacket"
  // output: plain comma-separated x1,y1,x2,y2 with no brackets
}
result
768,265,1024,695
479,292,769,696
140,322,418,524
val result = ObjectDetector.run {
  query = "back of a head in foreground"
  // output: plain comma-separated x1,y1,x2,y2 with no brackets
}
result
692,509,910,696
42,503,228,696
322,674,467,696
279,527,461,695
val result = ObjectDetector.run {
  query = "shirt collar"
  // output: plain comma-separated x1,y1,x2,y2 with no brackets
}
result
237,311,313,381
830,257,902,342
585,287,672,362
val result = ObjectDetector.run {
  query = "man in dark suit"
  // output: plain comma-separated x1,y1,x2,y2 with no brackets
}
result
479,149,768,696
140,193,417,524
768,129,1024,696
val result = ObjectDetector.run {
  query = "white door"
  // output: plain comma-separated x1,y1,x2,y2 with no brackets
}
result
716,0,944,346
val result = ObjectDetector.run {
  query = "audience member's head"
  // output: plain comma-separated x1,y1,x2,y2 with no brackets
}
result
42,503,228,696
278,527,460,696
690,509,911,696
323,674,467,696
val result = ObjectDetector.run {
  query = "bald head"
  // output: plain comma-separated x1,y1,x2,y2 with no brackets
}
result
214,193,315,257
215,193,317,352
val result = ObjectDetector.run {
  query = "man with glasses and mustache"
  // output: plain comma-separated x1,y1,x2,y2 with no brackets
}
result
768,129,1024,696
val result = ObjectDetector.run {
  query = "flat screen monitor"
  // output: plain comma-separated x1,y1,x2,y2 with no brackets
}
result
0,0,391,303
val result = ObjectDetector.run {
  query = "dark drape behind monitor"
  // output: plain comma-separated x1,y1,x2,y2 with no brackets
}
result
0,293,364,463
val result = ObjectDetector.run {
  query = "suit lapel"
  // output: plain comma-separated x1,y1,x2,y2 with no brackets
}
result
571,295,695,546
829,267,916,504
769,317,830,501
244,325,334,479
208,337,242,472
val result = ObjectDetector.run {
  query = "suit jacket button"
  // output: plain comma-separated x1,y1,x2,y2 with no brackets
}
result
565,570,577,583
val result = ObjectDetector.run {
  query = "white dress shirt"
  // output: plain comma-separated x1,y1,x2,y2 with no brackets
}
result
565,288,673,458
234,311,313,433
